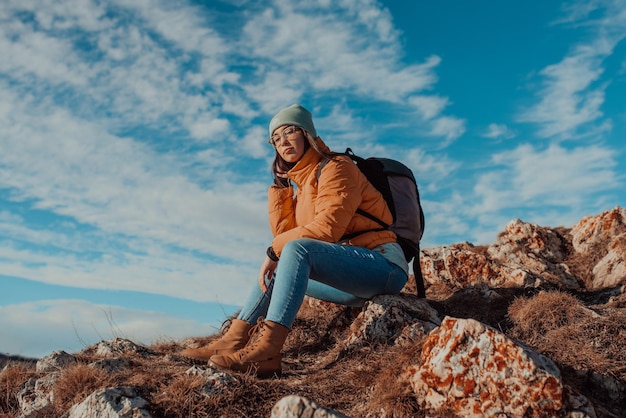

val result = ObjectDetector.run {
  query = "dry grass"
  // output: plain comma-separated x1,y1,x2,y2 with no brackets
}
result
507,290,594,344
52,364,113,414
507,290,626,412
2,286,626,417
0,364,34,417
366,345,424,417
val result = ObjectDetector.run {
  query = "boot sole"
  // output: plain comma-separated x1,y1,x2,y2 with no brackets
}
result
180,348,244,363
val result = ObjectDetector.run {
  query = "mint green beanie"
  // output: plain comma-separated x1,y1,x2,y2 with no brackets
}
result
269,104,317,138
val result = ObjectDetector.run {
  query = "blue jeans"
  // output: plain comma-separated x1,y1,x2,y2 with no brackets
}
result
237,238,408,329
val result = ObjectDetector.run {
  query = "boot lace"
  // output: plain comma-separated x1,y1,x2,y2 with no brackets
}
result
237,317,266,358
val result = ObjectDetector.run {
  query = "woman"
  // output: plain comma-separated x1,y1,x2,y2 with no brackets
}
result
181,104,409,377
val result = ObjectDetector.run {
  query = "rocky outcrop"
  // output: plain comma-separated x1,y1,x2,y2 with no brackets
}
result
421,242,535,289
2,207,625,417
488,219,580,289
421,206,626,293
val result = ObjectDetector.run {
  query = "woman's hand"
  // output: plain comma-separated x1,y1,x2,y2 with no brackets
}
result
258,256,278,292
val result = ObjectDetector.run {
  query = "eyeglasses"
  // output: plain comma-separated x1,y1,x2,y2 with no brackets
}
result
268,125,302,146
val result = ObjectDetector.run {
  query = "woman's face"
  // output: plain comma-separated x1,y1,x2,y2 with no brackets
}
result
272,125,306,163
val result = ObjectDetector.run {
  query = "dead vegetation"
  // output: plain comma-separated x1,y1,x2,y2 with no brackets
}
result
2,283,625,418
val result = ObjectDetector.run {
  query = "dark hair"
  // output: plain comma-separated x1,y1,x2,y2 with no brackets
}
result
271,129,339,177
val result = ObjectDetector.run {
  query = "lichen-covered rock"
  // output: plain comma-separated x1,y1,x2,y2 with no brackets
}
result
488,219,580,289
271,395,349,418
571,206,626,253
402,316,595,417
421,243,535,289
346,294,440,348
63,386,151,418
492,218,569,262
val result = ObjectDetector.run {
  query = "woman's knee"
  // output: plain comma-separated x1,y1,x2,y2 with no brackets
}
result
281,238,318,257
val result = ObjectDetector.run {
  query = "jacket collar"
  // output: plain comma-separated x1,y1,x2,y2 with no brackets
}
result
287,138,331,186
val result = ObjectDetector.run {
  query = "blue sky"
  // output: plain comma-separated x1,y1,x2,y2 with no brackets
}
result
1,0,625,358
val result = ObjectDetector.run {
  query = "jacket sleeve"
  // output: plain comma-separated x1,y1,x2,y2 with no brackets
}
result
268,185,297,236
271,158,363,255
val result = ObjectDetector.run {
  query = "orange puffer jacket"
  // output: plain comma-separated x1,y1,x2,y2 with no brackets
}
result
268,138,397,256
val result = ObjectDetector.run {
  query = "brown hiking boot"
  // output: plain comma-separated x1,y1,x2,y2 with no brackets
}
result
209,318,289,378
180,319,252,362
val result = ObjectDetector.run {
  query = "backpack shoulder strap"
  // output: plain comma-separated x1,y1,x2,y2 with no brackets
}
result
316,157,332,182
413,244,426,298
316,148,353,181
316,149,389,232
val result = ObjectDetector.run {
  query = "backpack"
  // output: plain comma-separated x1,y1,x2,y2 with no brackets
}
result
318,148,426,298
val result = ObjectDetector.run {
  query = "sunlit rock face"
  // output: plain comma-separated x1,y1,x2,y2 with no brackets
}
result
487,219,580,290
421,242,533,289
570,206,626,290
421,207,626,293
402,317,595,417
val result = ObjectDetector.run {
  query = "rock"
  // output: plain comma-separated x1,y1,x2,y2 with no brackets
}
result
93,338,153,357
402,316,595,417
185,366,237,396
488,219,580,289
89,357,132,373
421,243,535,289
271,395,349,418
570,207,626,290
571,207,626,253
346,294,440,348
17,373,59,418
590,236,626,290
36,351,76,373
583,370,626,403
63,386,151,418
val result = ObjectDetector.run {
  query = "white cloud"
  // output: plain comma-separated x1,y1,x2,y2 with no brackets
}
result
0,240,258,305
0,0,240,140
112,0,228,57
421,141,621,245
519,44,609,138
428,116,467,146
0,86,268,304
187,114,232,141
473,142,618,213
0,0,467,310
402,149,460,193
408,95,450,121
239,3,446,115
0,300,222,358
483,123,516,140
0,89,270,257
520,0,626,139
422,192,471,242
